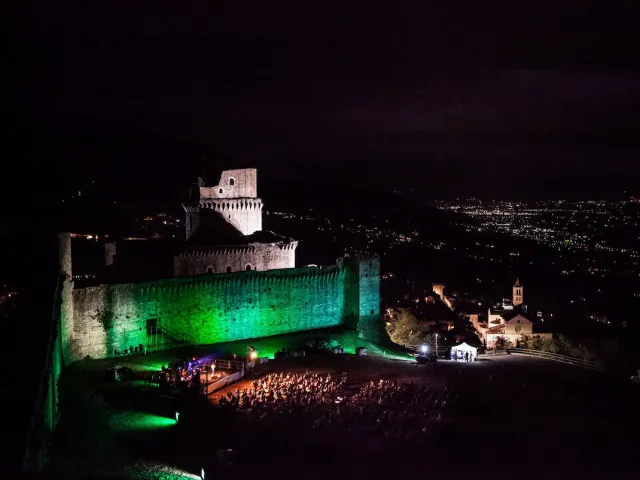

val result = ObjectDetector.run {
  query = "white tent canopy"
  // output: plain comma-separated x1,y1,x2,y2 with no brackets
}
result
450,342,478,360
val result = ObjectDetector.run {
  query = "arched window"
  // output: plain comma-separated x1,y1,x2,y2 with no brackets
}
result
246,264,252,271
206,266,214,274
219,188,223,194
229,177,235,186
226,266,232,273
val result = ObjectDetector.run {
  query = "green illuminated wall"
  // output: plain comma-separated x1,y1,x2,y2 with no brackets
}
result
23,271,66,473
343,255,382,342
65,256,381,363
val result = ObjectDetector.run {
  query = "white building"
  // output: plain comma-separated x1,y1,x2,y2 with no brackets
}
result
484,314,553,348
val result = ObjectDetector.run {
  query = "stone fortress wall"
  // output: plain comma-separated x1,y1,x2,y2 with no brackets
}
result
61,233,381,364
174,243,296,276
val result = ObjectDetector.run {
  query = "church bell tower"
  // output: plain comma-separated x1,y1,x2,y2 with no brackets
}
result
513,277,523,307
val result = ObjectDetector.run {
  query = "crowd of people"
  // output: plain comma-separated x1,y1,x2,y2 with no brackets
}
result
328,380,456,441
216,371,457,444
218,371,347,412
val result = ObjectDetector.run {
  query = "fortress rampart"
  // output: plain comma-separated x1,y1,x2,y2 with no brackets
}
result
61,232,380,363
174,242,297,276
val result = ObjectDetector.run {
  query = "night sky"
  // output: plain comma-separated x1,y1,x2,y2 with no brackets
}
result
12,2,640,200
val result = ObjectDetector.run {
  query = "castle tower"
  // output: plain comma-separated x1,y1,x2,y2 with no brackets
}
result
183,169,263,240
513,277,523,306
432,283,445,300
343,255,382,342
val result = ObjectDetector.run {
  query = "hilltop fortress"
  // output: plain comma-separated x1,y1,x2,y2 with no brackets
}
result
176,169,297,276
59,168,381,364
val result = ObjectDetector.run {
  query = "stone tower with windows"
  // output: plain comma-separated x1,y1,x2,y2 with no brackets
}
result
184,169,262,240
177,168,297,276
513,277,523,306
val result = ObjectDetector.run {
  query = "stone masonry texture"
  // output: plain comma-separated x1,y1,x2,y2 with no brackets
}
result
174,243,297,276
64,256,381,363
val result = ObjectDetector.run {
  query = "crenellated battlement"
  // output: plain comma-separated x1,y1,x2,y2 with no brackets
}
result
178,241,297,258
183,204,200,213
178,246,258,257
199,198,264,211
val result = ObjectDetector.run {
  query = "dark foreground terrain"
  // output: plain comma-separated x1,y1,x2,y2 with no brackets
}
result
43,349,640,480
444,355,640,478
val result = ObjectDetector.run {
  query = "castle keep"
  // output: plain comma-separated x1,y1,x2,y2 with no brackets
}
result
59,168,381,364
176,168,297,276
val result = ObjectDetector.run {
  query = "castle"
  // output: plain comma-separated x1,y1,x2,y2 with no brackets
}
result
59,169,382,364
176,169,298,276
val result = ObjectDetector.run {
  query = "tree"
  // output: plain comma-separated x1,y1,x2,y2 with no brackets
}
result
522,334,598,361
386,308,434,347
532,335,554,352
493,335,513,350
553,334,576,356
521,334,554,352
519,334,532,349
